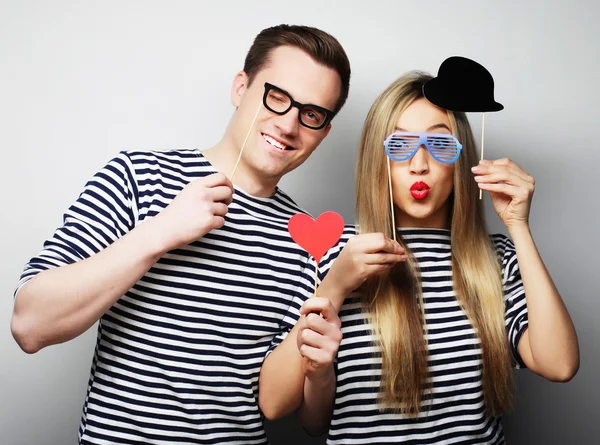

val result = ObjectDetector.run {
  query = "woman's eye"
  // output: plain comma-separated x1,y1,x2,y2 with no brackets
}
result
429,135,453,149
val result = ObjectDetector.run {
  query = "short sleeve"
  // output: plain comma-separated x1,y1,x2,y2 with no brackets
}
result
14,152,138,297
265,224,357,357
493,234,529,369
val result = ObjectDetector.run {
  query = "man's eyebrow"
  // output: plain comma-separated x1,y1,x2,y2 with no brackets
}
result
273,84,325,107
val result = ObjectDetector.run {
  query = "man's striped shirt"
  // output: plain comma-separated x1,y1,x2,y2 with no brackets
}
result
16,149,312,444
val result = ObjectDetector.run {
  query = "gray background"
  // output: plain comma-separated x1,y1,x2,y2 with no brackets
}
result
1,1,598,444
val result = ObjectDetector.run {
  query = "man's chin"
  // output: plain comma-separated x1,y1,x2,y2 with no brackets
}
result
248,160,287,182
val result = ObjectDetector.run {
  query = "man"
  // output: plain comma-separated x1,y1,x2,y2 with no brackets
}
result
11,24,350,444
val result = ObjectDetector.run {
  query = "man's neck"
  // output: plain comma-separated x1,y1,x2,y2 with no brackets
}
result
201,141,279,198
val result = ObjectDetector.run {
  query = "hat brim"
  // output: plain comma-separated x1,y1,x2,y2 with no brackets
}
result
423,78,504,113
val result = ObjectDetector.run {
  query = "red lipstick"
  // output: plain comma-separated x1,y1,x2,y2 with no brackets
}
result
410,181,430,200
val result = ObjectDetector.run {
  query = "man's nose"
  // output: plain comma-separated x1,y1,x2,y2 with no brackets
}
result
274,106,300,136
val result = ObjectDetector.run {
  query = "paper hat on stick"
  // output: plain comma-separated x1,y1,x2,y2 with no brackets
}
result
422,55,504,200
423,56,503,112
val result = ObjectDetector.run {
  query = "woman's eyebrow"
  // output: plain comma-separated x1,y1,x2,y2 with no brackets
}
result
393,124,451,132
427,123,451,132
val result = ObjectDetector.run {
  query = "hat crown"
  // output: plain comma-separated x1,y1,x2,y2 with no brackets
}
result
423,56,503,112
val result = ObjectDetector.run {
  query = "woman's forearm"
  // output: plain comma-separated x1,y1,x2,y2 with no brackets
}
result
510,224,579,381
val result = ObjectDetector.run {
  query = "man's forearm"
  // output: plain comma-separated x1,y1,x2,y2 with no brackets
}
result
11,218,169,353
297,365,336,436
258,280,350,420
259,322,305,419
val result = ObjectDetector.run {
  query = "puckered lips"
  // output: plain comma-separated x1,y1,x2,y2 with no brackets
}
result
262,133,295,152
410,181,430,200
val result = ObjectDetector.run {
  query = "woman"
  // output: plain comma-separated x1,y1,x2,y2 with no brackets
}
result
258,71,579,444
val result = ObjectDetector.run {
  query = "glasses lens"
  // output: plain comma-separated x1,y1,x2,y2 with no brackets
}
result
299,106,327,129
265,88,291,113
426,135,460,163
387,134,420,160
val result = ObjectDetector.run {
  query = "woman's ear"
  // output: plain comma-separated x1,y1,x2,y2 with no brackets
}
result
231,71,249,108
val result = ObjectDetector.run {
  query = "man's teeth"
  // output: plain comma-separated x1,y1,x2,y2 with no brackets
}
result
263,134,288,150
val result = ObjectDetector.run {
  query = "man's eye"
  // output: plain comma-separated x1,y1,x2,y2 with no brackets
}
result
302,108,321,123
270,93,286,103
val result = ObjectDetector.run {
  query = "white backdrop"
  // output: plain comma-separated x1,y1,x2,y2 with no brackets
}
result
1,1,598,444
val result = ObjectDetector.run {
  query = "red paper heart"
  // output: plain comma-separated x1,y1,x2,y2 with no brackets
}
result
288,211,345,263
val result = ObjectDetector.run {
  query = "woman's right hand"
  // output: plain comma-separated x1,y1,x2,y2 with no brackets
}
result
327,233,407,297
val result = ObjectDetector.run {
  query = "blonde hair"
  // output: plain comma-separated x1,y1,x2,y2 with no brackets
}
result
356,71,513,416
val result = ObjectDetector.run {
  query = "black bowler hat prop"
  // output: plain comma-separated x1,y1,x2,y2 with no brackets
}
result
423,56,503,199
422,56,503,112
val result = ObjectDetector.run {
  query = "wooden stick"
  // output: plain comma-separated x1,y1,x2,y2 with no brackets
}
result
231,101,262,181
313,263,319,298
387,157,396,241
479,113,486,200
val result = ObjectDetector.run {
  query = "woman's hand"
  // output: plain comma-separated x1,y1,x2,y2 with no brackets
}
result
472,158,535,229
325,233,407,297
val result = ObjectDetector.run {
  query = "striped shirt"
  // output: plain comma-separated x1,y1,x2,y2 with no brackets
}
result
15,149,313,445
274,227,529,445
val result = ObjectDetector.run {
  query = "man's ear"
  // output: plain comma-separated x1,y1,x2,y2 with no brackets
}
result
322,122,332,139
231,71,249,108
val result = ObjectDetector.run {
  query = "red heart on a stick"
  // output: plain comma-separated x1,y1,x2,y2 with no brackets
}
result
288,211,345,263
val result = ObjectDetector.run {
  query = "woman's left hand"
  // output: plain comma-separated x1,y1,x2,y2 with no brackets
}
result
472,158,535,228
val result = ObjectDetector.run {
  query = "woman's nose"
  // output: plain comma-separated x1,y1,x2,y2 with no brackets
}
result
409,145,430,175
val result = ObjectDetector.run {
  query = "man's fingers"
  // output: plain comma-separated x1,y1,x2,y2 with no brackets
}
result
201,172,233,189
209,186,234,205
212,216,226,229
299,344,334,367
300,297,339,323
304,312,341,335
299,327,327,348
299,344,321,361
210,202,229,218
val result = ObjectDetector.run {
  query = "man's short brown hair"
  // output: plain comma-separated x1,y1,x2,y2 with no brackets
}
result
243,24,351,116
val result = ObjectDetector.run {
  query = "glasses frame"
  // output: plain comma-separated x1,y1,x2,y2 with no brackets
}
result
262,82,334,130
383,131,463,164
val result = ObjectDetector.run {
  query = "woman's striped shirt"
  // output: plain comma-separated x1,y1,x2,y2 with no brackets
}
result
273,227,529,444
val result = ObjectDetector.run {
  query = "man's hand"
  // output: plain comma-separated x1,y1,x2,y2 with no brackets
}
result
153,172,234,250
297,297,342,378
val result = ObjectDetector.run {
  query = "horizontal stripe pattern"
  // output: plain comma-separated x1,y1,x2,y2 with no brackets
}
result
270,227,528,444
16,149,312,444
